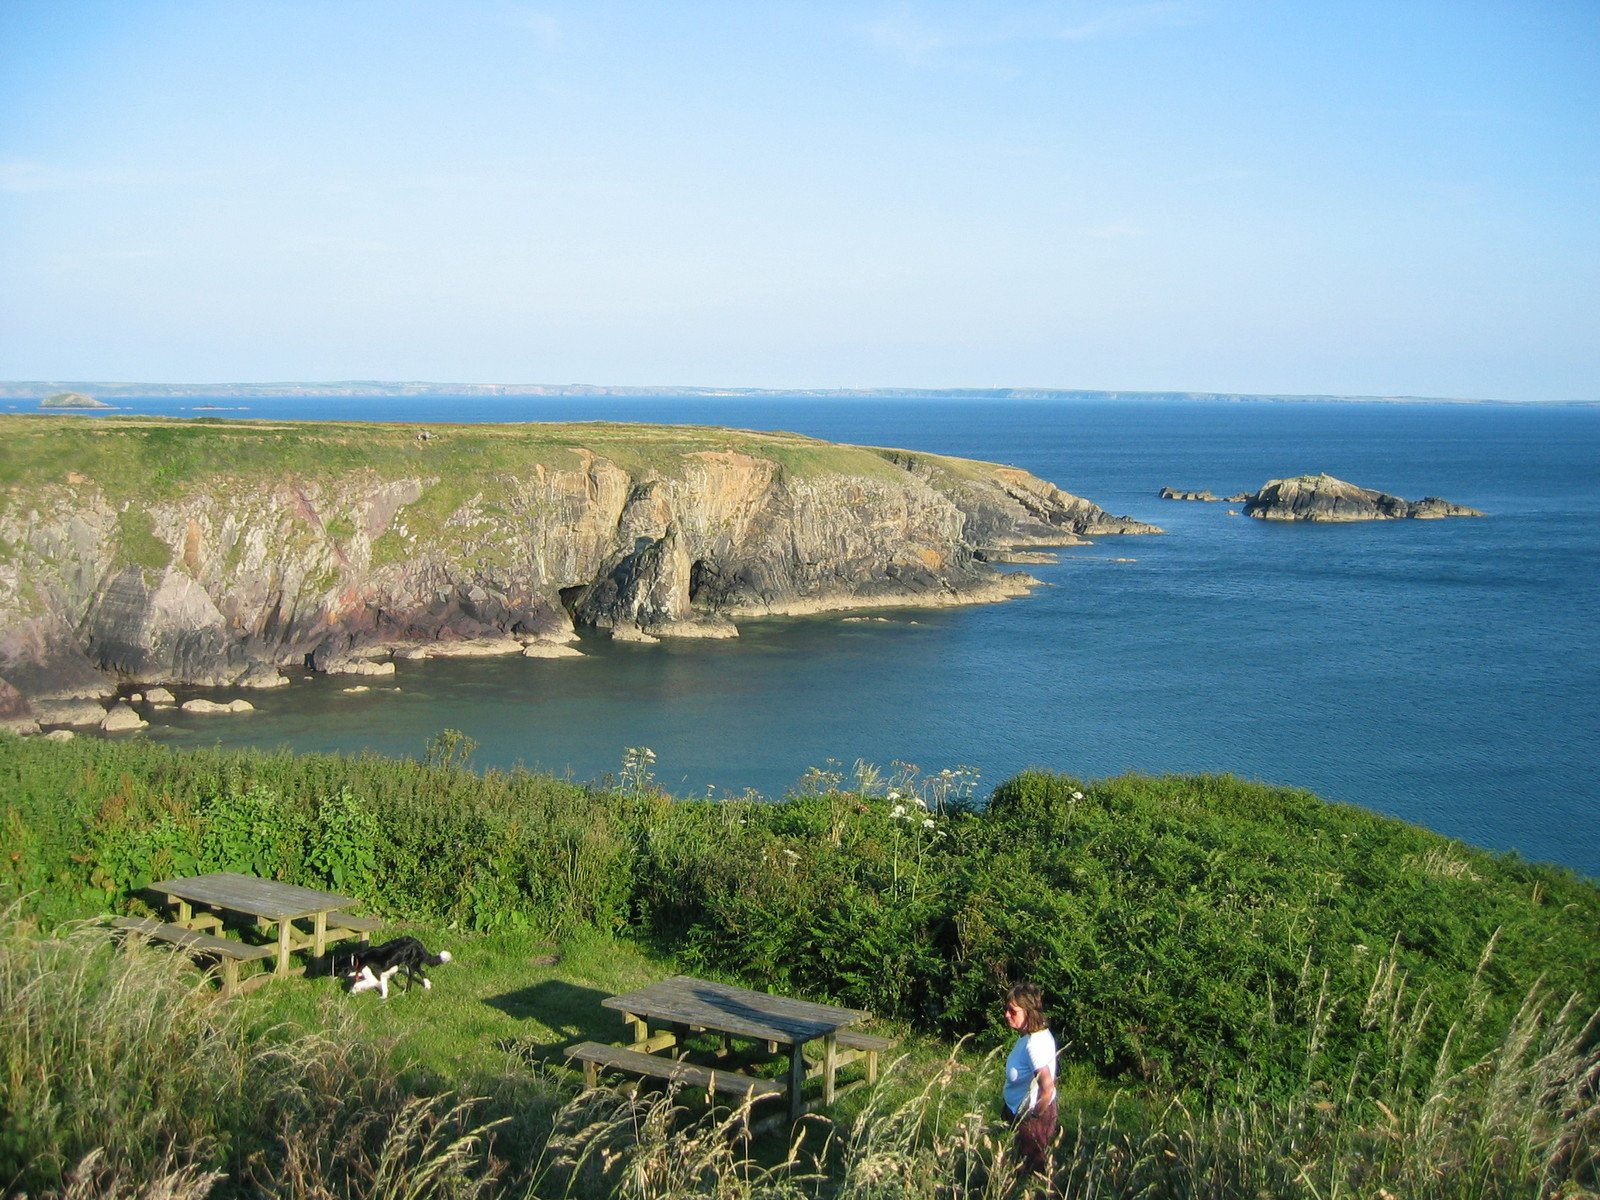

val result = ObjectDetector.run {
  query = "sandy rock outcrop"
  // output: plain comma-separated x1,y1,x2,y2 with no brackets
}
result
523,641,584,658
180,698,255,715
101,702,148,731
34,699,108,727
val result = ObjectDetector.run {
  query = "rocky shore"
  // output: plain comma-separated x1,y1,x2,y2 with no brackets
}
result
0,416,1158,732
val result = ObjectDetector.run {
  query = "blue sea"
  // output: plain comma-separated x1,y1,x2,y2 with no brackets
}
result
26,394,1598,877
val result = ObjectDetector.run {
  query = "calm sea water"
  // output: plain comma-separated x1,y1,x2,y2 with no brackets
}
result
29,395,1598,877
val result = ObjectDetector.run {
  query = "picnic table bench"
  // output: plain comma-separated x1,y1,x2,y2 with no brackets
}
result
808,1029,894,1084
585,974,881,1124
109,915,277,996
149,872,362,978
326,910,382,944
565,1041,786,1105
109,873,379,993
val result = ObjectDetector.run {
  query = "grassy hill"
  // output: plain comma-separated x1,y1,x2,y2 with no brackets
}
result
2,733,1595,1198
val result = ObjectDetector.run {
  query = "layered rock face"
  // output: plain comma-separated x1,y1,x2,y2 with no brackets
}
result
0,417,1157,706
1243,474,1484,521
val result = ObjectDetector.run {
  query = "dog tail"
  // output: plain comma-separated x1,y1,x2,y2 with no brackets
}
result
430,949,453,966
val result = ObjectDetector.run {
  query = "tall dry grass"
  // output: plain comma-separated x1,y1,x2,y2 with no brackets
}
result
0,908,502,1200
3,905,1594,1199
526,952,1598,1200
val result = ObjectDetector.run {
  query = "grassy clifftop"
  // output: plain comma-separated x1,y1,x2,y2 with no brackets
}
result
0,415,929,497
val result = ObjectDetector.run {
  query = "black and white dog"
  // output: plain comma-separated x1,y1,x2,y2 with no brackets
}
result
344,936,452,1000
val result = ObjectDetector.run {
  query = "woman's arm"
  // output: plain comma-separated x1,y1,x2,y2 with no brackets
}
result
1034,1065,1056,1110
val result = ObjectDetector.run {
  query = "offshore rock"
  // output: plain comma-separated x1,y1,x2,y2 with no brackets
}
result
1243,474,1485,522
0,416,1159,703
523,641,585,658
180,698,255,715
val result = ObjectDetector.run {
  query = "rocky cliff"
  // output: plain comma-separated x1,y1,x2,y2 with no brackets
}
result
1243,474,1484,521
0,416,1157,719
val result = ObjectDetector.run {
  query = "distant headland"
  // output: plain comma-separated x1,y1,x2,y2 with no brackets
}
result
0,380,1577,405
0,414,1158,731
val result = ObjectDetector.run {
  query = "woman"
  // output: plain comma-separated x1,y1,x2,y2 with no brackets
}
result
1001,982,1058,1181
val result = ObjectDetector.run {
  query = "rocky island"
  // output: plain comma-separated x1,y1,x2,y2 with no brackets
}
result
1242,473,1484,521
38,391,111,410
0,416,1157,730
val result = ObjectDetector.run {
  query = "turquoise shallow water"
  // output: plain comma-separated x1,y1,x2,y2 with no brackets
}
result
52,395,1598,877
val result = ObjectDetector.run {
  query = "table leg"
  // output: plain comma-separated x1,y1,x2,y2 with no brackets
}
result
275,920,292,975
313,912,328,960
822,1034,839,1107
624,1011,649,1045
788,1041,807,1124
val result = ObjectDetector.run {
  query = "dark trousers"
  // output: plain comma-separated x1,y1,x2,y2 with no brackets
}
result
1004,1101,1058,1178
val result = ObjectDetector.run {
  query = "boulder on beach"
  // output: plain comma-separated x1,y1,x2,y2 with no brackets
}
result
101,703,148,731
34,699,109,727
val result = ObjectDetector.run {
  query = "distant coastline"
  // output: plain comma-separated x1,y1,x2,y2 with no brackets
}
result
1,380,1591,405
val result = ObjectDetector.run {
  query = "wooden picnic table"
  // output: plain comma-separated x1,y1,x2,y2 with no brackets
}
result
149,872,361,978
598,974,869,1124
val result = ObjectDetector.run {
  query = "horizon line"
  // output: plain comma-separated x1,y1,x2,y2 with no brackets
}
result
2,379,1578,406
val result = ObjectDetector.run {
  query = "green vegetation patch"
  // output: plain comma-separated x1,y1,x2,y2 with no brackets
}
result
2,736,1596,1199
114,507,171,572
0,414,987,506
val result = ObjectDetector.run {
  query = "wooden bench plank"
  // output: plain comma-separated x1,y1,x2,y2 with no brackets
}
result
110,916,275,960
804,1030,896,1084
109,916,276,996
564,1041,784,1102
325,911,381,945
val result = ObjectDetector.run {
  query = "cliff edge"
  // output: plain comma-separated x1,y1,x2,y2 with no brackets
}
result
0,416,1157,709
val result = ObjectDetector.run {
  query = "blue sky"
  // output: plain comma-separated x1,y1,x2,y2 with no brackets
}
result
1,2,1595,400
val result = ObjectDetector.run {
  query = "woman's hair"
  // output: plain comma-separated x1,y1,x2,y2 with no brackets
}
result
1006,982,1049,1033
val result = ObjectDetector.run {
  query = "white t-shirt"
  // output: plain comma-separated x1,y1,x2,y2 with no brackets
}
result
1003,1028,1057,1114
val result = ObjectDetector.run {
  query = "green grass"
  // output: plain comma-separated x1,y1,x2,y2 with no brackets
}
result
4,907,1592,1200
3,734,1596,1197
113,506,171,572
0,414,1010,503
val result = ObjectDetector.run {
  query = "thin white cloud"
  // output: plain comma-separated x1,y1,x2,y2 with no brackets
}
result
861,2,1200,65
1083,219,1145,239
1048,2,1198,43
514,10,563,51
862,9,959,65
0,161,74,193
0,160,228,194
